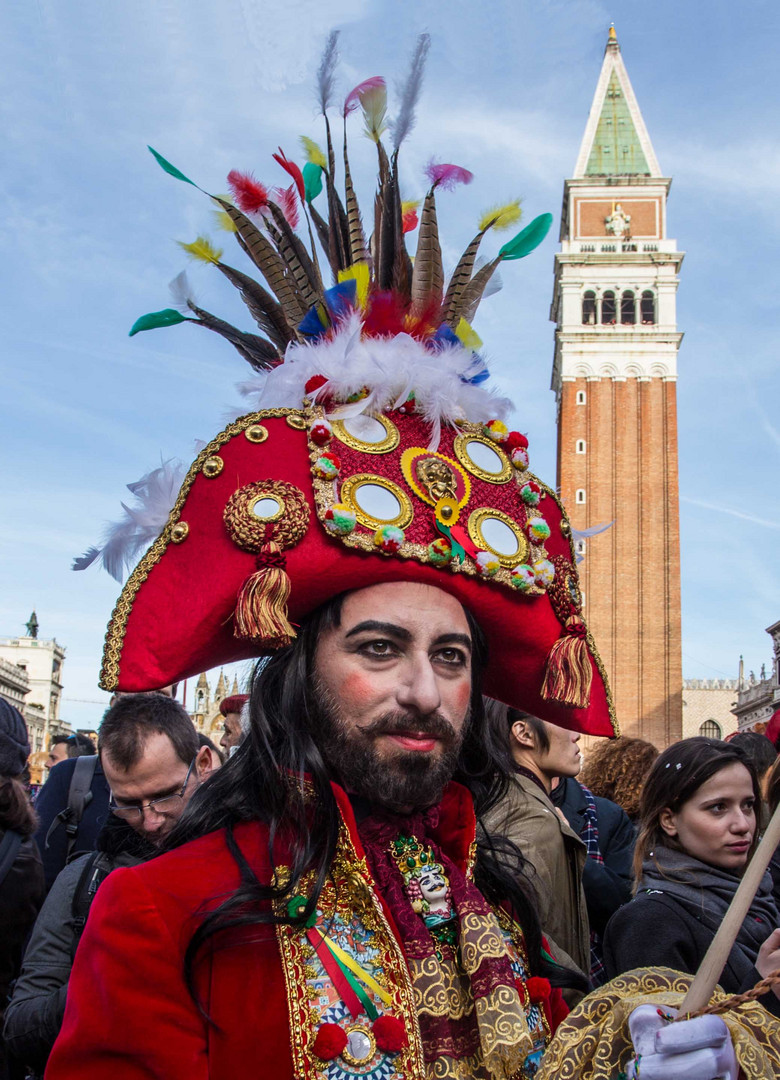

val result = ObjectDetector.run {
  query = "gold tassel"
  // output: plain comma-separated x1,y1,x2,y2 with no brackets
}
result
233,542,296,647
541,616,592,709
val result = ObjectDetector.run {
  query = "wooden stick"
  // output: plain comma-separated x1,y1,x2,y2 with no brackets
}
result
678,799,780,1016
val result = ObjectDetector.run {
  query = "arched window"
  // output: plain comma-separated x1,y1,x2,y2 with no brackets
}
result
576,439,586,454
576,390,587,405
699,719,722,740
641,291,656,325
575,538,586,556
582,291,596,325
575,489,586,504
601,290,616,324
621,290,636,325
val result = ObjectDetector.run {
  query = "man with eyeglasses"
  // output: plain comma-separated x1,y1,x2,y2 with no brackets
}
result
5,694,218,1075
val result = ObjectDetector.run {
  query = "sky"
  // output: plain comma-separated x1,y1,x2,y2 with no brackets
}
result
3,0,780,730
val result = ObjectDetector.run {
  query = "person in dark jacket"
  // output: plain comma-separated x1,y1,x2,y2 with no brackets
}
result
0,700,45,1080
4,817,156,1077
551,774,634,986
604,737,780,1016
33,756,111,891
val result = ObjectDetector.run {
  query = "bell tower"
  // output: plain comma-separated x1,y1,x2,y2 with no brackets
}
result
551,28,684,745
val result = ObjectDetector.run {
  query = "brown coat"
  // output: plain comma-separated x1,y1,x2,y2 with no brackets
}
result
485,772,590,978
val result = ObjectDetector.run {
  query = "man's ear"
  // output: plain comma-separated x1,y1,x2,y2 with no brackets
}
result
195,745,215,778
659,807,677,837
511,720,536,750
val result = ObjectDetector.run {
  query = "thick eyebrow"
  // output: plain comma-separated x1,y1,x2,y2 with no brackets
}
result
343,622,472,653
344,620,412,641
431,632,472,654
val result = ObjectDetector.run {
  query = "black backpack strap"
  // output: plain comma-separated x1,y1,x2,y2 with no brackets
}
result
70,850,113,960
63,755,98,863
0,829,23,888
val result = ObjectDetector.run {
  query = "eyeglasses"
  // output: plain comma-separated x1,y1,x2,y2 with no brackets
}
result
109,756,197,823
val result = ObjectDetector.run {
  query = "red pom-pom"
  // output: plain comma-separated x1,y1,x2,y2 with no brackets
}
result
373,1014,407,1053
504,431,529,452
526,976,552,1003
312,1023,348,1061
305,374,329,395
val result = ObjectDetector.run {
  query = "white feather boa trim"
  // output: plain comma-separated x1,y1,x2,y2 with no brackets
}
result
237,314,512,449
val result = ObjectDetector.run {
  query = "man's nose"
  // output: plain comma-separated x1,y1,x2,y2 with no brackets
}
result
395,653,442,716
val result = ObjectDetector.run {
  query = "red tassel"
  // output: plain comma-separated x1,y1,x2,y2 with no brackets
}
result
372,1014,407,1053
233,542,295,647
312,1023,348,1061
540,616,592,708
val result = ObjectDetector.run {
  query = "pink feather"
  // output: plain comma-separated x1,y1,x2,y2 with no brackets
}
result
425,161,474,191
343,76,385,117
273,185,299,230
272,148,305,202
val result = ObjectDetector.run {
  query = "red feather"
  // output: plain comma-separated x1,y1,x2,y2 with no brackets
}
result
343,75,386,117
227,170,269,214
226,169,269,213
425,161,474,191
272,148,305,202
402,207,419,233
273,185,299,230
362,291,409,338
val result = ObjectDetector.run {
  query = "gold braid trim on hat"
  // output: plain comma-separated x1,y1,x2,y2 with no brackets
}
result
535,967,780,1080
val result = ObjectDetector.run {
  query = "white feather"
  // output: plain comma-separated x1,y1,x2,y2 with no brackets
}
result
169,271,196,315
238,314,512,449
72,460,186,582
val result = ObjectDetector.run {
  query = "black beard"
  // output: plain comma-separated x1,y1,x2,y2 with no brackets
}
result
314,681,466,814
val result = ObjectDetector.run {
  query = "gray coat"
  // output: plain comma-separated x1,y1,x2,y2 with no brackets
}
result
3,850,138,1074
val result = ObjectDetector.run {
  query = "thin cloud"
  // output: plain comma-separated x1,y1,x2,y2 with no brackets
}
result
681,496,780,531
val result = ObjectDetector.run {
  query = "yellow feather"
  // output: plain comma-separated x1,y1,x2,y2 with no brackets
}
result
401,200,420,214
454,317,482,350
177,235,223,264
212,209,238,233
477,201,522,234
339,263,371,310
300,136,327,169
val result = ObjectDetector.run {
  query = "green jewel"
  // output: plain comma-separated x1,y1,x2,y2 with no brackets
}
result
407,857,416,868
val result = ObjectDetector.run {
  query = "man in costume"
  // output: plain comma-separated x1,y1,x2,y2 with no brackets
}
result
51,32,763,1080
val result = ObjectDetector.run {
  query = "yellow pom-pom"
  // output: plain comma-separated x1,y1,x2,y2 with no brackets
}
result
478,201,522,234
177,235,223,264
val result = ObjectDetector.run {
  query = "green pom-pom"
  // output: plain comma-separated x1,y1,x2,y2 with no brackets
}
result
129,309,191,337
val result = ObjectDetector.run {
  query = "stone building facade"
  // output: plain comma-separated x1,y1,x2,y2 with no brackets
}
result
681,679,739,742
733,622,780,733
189,669,243,746
551,28,683,747
0,616,71,754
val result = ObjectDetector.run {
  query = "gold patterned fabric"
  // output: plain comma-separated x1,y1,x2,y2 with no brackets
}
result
536,967,780,1080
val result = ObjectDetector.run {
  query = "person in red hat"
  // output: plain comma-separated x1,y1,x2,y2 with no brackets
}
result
217,693,250,755
50,33,747,1080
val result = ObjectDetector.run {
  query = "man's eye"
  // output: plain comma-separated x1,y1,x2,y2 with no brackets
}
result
361,640,395,657
435,648,466,666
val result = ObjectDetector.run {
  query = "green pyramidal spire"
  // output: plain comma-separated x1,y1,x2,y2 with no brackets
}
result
585,70,650,176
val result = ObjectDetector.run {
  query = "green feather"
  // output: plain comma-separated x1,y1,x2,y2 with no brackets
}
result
498,213,553,261
303,162,323,203
129,309,190,336
147,146,199,187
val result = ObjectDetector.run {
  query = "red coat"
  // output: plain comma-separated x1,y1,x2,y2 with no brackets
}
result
46,783,566,1079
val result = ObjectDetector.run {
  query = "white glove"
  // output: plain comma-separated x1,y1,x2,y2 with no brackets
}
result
626,1004,738,1080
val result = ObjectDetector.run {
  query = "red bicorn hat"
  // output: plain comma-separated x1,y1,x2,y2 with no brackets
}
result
100,405,616,737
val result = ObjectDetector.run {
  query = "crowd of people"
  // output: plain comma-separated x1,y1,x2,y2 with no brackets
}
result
3,679,780,1077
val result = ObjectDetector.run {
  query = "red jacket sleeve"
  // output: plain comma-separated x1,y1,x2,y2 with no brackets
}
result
45,865,208,1080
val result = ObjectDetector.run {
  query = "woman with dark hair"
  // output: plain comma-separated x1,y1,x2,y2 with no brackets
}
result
603,737,780,1013
0,700,45,1080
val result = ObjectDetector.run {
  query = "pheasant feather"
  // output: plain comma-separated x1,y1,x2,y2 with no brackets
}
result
411,186,443,311
216,262,292,350
443,202,519,320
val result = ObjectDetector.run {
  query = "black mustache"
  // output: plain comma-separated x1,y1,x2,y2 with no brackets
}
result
356,712,457,741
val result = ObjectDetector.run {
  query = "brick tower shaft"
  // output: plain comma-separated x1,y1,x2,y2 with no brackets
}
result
551,28,684,746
